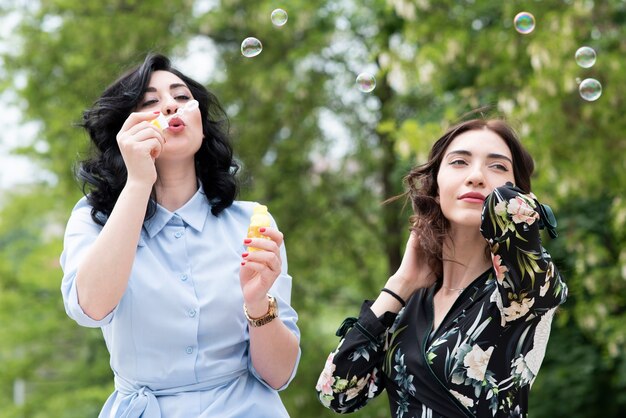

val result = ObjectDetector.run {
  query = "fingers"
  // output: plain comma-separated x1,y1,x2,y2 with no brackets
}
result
252,227,284,247
117,113,166,166
239,251,282,300
241,227,283,275
120,111,160,133
118,130,163,162
119,120,166,148
241,248,282,275
243,227,283,251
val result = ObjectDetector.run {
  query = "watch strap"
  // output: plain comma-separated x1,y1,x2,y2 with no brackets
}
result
244,295,278,327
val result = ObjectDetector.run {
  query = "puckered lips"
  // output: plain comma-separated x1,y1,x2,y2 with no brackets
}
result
458,191,486,204
167,117,186,133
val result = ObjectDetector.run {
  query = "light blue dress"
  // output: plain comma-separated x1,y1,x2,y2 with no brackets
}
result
60,187,300,418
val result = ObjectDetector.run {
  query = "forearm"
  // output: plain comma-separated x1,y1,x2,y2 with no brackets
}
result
249,319,299,389
371,231,436,318
482,184,567,311
370,276,414,317
76,181,152,320
317,300,390,411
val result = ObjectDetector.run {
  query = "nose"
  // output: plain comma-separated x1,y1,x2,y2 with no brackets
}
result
161,95,179,116
465,165,485,187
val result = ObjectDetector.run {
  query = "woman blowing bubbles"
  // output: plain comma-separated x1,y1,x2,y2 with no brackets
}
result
316,119,567,417
60,53,300,418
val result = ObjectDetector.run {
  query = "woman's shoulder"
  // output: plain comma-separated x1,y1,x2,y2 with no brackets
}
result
226,200,268,217
71,195,91,210
224,200,253,215
66,195,92,217
66,195,106,226
230,200,259,211
222,200,278,226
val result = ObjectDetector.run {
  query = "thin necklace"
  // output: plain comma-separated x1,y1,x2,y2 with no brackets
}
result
441,285,466,295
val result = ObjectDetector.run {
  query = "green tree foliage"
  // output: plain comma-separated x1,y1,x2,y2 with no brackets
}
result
1,0,625,416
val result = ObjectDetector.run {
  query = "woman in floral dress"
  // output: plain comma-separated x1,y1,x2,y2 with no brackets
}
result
316,119,567,418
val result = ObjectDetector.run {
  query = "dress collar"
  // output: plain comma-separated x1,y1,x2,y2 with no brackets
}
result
143,184,209,238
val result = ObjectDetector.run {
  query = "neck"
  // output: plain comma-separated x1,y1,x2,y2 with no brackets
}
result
441,225,491,291
154,159,198,212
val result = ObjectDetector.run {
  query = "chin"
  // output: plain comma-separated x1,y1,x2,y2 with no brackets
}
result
447,215,482,230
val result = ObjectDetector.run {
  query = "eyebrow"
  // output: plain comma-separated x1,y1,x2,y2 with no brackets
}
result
144,83,189,93
446,150,513,164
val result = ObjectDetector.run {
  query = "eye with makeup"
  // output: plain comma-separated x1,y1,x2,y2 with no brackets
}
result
489,162,509,172
449,159,468,166
140,98,158,108
174,93,191,101
139,92,192,109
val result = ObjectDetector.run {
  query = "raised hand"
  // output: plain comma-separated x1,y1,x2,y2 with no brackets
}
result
388,230,438,297
240,227,284,317
116,111,166,186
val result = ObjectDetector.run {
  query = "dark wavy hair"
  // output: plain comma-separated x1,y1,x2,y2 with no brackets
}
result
404,118,535,277
78,53,239,225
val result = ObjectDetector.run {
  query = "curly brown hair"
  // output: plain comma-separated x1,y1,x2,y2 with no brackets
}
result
404,118,535,277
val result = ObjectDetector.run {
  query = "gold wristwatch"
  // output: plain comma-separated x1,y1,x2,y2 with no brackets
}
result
244,295,278,327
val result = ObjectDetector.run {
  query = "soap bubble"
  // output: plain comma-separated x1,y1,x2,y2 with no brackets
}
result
241,37,262,58
579,78,602,101
514,12,535,34
356,73,376,93
271,9,288,26
575,46,596,68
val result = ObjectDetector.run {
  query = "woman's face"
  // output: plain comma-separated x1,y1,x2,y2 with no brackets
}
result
436,128,516,229
137,70,203,162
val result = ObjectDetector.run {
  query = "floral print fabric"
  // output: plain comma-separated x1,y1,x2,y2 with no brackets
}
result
316,185,567,418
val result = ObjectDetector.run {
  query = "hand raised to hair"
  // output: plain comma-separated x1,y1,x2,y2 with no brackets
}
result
386,230,438,299
116,111,166,187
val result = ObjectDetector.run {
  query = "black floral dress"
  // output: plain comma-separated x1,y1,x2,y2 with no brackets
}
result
316,185,568,418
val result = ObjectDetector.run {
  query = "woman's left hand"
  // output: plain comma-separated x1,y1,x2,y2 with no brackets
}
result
240,227,284,317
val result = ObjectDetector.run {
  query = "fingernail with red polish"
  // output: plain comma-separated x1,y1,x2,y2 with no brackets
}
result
244,238,252,244
242,252,249,258
241,261,246,266
259,228,266,233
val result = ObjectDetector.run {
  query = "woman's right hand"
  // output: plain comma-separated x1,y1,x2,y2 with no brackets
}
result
116,112,166,186
387,230,437,298
371,231,437,316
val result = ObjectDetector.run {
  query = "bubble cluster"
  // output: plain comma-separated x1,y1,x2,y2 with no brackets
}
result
575,46,596,68
356,73,376,93
241,37,263,58
271,9,288,26
579,78,602,101
514,12,535,34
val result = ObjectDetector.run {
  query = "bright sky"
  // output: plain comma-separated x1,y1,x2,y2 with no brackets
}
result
0,9,41,190
0,99,42,190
